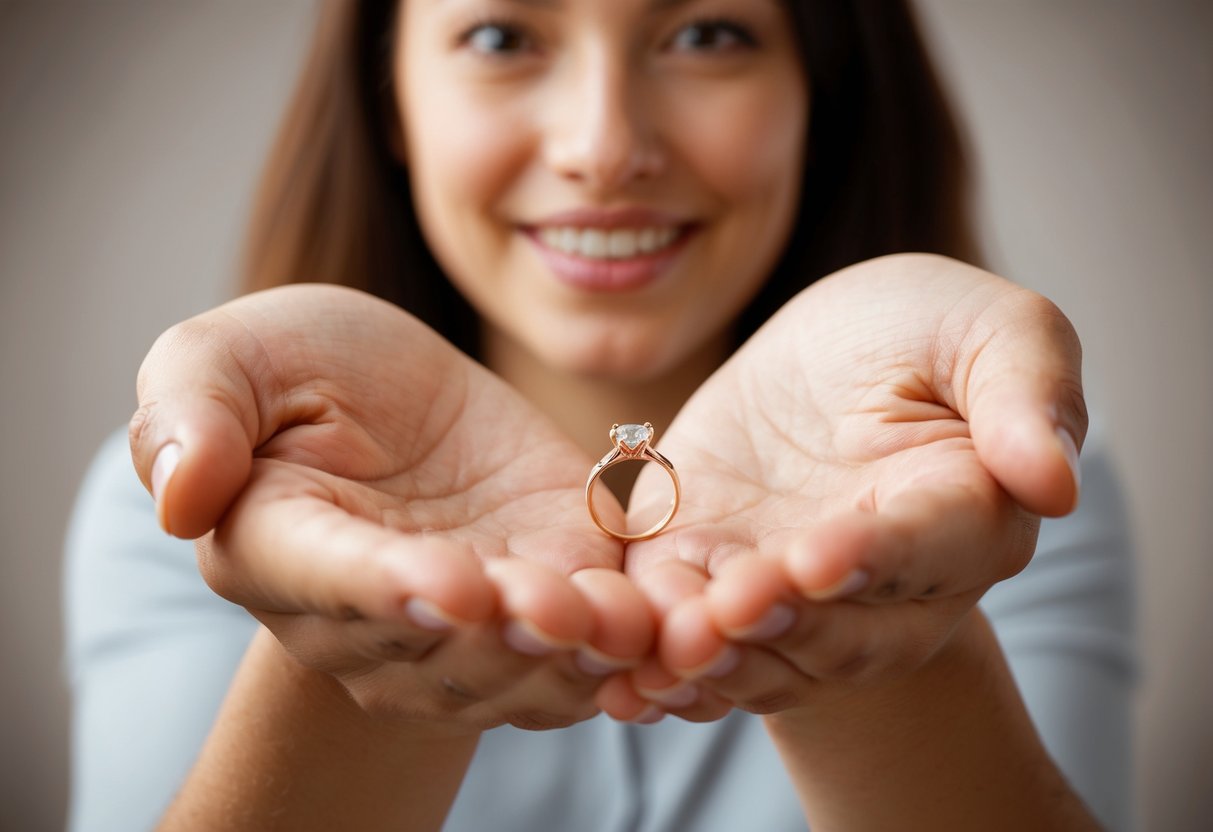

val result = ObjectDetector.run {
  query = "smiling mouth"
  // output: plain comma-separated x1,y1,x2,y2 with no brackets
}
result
535,225,686,260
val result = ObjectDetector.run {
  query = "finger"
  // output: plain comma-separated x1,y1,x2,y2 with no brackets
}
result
480,646,612,731
484,558,594,653
660,595,743,679
568,568,655,674
415,618,603,731
594,650,733,724
623,521,754,579
129,311,273,539
754,595,972,683
956,288,1087,516
782,481,1036,605
665,602,810,714
629,655,733,724
696,573,974,695
362,623,547,726
703,556,795,640
596,562,731,722
631,558,710,616
206,471,496,624
595,674,664,723
255,609,451,673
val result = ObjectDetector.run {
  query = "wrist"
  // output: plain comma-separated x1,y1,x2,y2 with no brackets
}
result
760,609,1097,831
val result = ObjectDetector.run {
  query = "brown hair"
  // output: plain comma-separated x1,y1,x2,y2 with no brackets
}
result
240,0,978,359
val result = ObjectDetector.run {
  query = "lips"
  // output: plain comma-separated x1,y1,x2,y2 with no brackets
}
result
524,208,695,293
537,226,681,260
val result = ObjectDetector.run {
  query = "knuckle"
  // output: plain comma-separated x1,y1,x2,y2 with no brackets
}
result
1057,374,1090,438
438,676,484,705
127,404,157,463
822,650,874,682
872,572,910,602
999,511,1041,581
194,537,242,603
917,582,943,598
552,660,600,691
347,686,399,722
372,638,427,663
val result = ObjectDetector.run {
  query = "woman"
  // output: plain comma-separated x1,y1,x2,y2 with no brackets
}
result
65,1,1135,829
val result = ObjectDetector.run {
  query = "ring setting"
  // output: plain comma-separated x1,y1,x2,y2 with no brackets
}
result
586,422,681,541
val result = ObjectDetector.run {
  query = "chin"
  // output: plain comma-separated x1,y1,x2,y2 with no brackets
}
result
528,326,682,382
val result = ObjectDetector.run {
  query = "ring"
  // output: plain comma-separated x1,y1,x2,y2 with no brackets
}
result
586,422,680,541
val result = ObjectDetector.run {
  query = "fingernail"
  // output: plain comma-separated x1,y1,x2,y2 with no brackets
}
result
683,644,742,679
735,603,796,640
701,645,742,679
502,620,571,657
404,598,455,632
805,569,870,601
151,442,182,509
1056,426,1081,494
574,646,634,676
636,682,699,709
630,705,665,724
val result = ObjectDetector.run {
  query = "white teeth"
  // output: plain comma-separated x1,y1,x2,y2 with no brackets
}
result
582,229,608,258
607,230,637,258
559,227,578,252
538,226,682,259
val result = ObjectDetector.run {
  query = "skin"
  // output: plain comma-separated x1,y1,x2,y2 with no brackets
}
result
396,0,807,384
129,0,1100,828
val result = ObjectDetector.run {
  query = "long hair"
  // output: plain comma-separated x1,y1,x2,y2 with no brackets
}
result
239,0,978,359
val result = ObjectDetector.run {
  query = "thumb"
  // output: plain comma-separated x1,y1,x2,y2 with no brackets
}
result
129,312,270,539
960,290,1087,518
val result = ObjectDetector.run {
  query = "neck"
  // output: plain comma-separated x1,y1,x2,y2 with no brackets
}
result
484,327,728,499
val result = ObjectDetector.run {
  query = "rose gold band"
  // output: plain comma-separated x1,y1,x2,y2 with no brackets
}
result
586,423,681,541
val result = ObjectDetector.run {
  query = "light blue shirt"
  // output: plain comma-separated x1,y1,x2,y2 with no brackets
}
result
63,427,1136,831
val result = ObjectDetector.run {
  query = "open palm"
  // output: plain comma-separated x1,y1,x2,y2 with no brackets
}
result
132,285,647,731
614,254,1085,716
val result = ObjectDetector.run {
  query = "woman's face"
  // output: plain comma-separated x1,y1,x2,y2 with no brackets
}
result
394,0,808,380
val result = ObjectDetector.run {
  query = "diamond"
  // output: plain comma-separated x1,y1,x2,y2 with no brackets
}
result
615,423,652,451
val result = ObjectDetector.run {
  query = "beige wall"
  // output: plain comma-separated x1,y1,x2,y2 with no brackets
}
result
1,2,1208,829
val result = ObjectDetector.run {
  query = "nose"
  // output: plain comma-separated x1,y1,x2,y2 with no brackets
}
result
544,49,665,192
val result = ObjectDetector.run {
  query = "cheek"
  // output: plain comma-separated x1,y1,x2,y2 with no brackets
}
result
664,76,807,210
410,103,524,209
399,59,532,255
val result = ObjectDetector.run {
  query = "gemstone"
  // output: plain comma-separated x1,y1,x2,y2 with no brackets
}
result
616,423,652,450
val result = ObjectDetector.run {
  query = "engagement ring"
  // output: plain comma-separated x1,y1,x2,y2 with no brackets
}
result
586,422,680,541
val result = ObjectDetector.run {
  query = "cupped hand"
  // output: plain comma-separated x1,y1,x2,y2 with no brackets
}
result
129,284,652,732
600,254,1086,720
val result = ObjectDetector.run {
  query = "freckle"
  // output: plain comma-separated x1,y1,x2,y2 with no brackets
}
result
923,584,941,597
876,579,900,598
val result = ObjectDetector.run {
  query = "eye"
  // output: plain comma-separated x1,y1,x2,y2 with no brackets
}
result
461,21,533,56
669,18,757,53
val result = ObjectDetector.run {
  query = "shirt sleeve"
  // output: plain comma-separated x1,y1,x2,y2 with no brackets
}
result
980,421,1138,832
63,429,258,832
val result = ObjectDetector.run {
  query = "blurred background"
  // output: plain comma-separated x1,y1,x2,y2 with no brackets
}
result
1,1,1209,829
